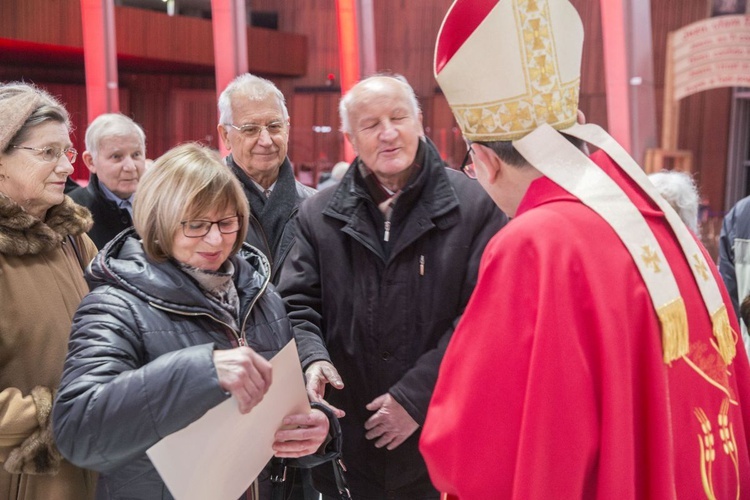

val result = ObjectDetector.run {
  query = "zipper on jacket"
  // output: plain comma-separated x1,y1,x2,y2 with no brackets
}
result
149,304,249,347
384,220,391,242
239,272,271,341
149,257,271,349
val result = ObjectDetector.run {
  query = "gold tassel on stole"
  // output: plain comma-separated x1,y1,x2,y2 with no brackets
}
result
711,304,737,365
657,297,689,364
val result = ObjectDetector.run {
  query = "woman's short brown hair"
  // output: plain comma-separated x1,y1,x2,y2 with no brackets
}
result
133,143,249,262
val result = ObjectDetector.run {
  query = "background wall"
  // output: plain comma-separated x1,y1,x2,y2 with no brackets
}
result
0,0,735,216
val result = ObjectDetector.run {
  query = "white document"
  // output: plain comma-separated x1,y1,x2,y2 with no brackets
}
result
146,340,310,500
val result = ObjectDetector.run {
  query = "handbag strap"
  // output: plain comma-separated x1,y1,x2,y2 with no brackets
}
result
270,402,351,500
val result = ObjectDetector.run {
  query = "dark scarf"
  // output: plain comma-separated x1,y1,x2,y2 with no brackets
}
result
227,156,298,254
0,193,93,256
358,138,426,211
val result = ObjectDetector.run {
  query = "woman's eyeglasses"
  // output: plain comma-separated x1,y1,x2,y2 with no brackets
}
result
180,215,242,238
12,145,78,164
461,145,477,180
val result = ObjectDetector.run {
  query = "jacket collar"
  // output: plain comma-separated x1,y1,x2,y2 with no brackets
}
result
323,137,460,223
0,193,93,256
88,228,271,315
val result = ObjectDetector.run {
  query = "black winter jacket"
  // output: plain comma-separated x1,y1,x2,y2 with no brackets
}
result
69,175,133,249
52,229,294,500
278,139,508,499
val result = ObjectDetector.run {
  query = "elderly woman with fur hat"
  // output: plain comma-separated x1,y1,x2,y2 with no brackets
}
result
0,82,98,499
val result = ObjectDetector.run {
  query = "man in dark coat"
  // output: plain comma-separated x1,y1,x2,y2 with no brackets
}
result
217,74,316,285
69,113,146,249
217,73,319,498
277,75,508,499
719,194,750,358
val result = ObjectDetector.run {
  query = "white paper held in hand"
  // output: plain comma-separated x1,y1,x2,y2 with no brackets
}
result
146,340,310,500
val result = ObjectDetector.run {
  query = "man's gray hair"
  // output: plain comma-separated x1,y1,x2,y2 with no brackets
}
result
85,113,146,158
338,74,421,135
648,170,700,233
217,73,289,126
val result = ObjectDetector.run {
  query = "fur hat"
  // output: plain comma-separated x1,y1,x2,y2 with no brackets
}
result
0,84,43,152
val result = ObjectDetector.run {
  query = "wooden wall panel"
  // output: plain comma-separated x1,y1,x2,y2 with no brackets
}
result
0,0,735,205
651,0,732,212
0,0,306,77
265,0,609,169
253,0,338,86
0,0,82,46
172,89,219,147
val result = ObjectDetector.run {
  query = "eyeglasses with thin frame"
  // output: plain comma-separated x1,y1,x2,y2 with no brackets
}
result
461,144,477,180
12,145,78,164
180,215,242,238
226,122,286,139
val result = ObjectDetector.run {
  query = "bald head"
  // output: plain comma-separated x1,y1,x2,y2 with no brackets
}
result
339,75,421,135
337,75,425,191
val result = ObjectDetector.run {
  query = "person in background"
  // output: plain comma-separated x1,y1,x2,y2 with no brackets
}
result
421,0,750,497
316,161,349,190
52,143,335,500
277,74,507,499
69,113,146,249
217,73,316,285
648,170,700,233
0,82,98,500
719,194,750,358
217,73,320,498
64,176,81,194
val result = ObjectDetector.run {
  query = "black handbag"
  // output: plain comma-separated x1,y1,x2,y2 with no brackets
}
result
270,402,351,500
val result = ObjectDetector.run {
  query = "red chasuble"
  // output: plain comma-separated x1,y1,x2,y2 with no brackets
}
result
420,150,750,498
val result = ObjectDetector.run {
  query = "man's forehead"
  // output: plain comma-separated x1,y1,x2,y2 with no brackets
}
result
351,90,413,119
98,134,145,150
232,95,284,121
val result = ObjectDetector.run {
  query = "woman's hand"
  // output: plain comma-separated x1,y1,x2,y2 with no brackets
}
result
213,347,272,414
272,408,330,458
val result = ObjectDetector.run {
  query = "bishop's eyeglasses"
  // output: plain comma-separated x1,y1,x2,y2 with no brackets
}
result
461,144,477,180
180,215,242,238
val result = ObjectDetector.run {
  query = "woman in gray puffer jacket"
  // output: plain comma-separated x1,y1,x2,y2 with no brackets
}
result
52,144,331,500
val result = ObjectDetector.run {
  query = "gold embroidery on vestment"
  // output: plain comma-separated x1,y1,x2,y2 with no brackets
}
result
641,245,662,273
694,401,741,499
693,253,710,281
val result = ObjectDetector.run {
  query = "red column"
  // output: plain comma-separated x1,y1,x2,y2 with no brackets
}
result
600,0,632,154
210,0,249,156
80,0,120,124
336,0,361,162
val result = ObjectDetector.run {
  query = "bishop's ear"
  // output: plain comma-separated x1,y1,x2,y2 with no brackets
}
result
471,143,501,184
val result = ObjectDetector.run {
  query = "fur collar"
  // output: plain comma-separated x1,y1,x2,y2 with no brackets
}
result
0,193,93,256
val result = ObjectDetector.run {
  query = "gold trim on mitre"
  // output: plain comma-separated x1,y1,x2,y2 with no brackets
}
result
434,0,583,142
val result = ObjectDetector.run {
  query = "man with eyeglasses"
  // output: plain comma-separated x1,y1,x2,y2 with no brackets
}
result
420,0,750,498
277,74,507,499
217,73,319,500
217,73,316,286
69,113,147,249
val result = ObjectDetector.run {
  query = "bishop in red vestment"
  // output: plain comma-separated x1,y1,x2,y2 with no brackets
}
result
422,0,750,498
